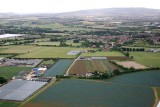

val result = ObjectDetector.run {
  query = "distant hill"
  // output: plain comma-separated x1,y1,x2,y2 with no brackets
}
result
0,12,17,17
54,8,160,17
1,8,160,18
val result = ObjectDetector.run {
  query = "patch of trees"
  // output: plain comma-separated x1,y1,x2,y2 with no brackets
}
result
3,26,67,35
56,75,70,78
73,39,79,43
0,77,7,84
81,40,104,47
84,30,123,36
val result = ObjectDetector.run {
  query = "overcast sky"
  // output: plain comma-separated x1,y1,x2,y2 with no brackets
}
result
0,0,160,13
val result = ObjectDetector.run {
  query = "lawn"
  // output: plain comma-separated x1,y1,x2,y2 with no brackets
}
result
130,52,160,67
83,51,124,57
0,66,32,80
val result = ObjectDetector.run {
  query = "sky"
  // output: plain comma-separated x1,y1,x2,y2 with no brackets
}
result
0,0,160,13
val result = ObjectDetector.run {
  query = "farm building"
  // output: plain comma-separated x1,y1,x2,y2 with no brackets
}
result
91,57,107,60
0,80,47,101
86,72,93,77
32,67,47,75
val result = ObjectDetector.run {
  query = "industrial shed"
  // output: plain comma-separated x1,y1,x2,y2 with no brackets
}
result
0,80,47,101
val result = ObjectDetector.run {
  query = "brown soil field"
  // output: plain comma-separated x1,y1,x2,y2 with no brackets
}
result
69,60,88,75
109,62,123,72
69,59,112,75
116,61,148,69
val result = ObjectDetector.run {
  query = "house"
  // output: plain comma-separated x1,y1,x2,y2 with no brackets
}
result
86,72,93,77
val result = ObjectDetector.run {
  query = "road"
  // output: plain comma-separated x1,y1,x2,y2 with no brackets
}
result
65,53,83,76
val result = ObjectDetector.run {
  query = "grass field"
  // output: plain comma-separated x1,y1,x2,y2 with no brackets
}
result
31,41,81,46
107,70,160,87
24,79,154,107
0,101,20,107
0,45,41,54
130,52,160,67
83,51,124,57
34,38,51,42
40,59,56,65
31,42,60,46
44,59,73,77
0,54,13,58
0,66,32,80
0,45,95,58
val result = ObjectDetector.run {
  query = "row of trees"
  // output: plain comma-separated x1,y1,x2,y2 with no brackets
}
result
122,47,145,52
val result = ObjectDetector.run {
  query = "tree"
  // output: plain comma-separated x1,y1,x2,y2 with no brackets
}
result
101,73,109,79
73,39,79,43
126,52,130,57
129,67,136,72
0,77,7,84
113,69,121,75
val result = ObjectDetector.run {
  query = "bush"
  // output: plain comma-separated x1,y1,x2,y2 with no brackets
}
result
113,69,121,75
0,77,7,84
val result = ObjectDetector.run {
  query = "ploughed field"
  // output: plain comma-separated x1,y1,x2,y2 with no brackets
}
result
116,61,147,69
68,59,115,75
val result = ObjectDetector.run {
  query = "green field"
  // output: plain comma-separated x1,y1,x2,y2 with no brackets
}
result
16,23,65,30
0,54,13,58
24,79,154,107
0,45,41,54
34,38,51,42
0,66,32,80
31,42,60,46
83,51,125,57
130,52,160,67
0,45,95,58
44,59,73,77
0,101,20,107
40,59,56,65
107,70,160,87
31,41,81,46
